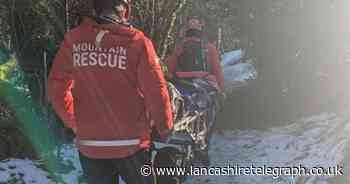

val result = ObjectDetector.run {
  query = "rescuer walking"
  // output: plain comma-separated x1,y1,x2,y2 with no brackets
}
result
48,0,173,183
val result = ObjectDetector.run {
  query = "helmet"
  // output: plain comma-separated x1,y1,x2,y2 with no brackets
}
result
186,16,204,31
118,0,130,5
93,0,131,19
187,19,203,31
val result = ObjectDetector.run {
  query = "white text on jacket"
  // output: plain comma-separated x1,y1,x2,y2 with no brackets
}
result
72,42,127,70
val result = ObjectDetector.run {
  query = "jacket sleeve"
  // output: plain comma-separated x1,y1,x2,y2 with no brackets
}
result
208,43,225,92
137,38,173,139
165,44,183,79
48,36,76,129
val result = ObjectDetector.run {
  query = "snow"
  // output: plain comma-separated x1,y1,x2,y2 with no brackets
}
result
223,63,257,82
185,113,349,184
1,112,349,184
223,63,257,91
55,145,82,184
221,49,245,67
0,159,54,184
221,49,258,91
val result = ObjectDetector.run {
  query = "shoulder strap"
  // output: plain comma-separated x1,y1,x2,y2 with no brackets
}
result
200,38,210,72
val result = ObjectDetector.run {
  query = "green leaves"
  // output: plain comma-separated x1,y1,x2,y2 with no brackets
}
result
0,58,16,81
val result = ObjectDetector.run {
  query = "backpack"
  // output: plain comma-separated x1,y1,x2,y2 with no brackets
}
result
176,38,210,73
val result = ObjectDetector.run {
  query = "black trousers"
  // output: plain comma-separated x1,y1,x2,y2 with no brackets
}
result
79,149,154,184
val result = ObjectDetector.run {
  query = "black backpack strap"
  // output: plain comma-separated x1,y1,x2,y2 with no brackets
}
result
174,41,185,73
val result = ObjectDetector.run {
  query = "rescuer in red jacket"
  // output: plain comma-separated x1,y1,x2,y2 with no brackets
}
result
166,17,225,93
165,17,225,166
48,0,173,183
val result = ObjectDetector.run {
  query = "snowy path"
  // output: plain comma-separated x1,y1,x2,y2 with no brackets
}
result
1,113,350,184
187,113,350,184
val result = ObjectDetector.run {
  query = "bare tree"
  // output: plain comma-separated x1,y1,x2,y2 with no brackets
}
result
66,0,189,60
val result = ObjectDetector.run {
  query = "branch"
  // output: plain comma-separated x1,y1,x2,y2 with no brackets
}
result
160,0,188,61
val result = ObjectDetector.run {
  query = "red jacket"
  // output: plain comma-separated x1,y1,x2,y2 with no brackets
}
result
166,37,225,92
48,18,173,159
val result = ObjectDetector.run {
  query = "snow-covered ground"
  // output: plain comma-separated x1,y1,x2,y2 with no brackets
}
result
1,112,349,184
187,113,350,184
221,49,258,91
0,159,54,184
223,63,257,91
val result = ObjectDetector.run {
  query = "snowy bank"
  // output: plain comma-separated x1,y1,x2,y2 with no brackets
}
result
221,49,257,91
1,113,349,184
221,49,245,67
0,159,54,184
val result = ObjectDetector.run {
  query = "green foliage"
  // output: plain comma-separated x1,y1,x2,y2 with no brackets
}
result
0,125,37,160
0,84,36,160
0,0,65,65
0,48,10,64
0,98,15,127
0,58,16,81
